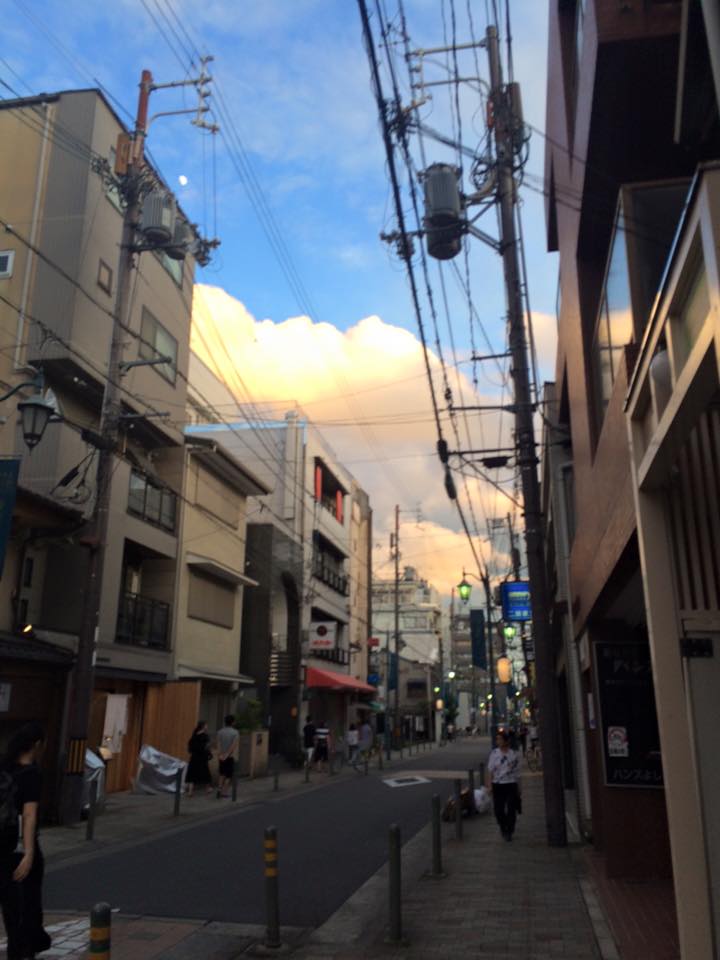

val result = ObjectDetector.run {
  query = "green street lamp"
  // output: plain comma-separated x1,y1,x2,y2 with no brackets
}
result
503,624,517,640
457,577,472,603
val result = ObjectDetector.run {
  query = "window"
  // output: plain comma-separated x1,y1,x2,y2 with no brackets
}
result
139,307,178,384
187,569,236,628
671,255,710,374
157,250,183,287
591,208,634,416
97,259,113,295
127,470,177,533
0,250,15,279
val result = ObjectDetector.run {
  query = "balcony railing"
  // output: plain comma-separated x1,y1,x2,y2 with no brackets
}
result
311,647,349,666
116,591,170,650
312,555,350,596
128,470,177,534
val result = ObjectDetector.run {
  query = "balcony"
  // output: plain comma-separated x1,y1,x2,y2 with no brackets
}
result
128,470,177,534
116,591,170,650
311,647,350,667
312,554,350,596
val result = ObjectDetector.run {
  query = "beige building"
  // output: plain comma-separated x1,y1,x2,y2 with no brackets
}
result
174,433,269,731
0,88,198,794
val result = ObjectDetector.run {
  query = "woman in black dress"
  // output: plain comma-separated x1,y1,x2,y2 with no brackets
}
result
186,721,213,796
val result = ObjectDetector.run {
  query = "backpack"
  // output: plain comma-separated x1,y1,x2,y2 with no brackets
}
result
0,765,19,852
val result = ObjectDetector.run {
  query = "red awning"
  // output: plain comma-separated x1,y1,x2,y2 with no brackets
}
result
305,666,376,694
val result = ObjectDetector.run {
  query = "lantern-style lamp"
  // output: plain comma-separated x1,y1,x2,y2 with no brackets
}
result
457,577,472,603
503,624,517,640
497,656,512,683
18,393,55,450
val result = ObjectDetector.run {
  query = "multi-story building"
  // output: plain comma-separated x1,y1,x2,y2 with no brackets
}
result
544,2,720,955
0,88,200,796
372,566,442,663
186,355,374,757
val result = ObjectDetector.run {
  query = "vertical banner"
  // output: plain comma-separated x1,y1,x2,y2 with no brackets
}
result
0,458,20,579
388,651,398,691
470,609,487,669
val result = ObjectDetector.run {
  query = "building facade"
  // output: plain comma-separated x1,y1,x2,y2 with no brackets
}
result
544,1,720,955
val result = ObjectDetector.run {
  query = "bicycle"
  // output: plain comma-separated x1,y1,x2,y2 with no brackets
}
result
526,742,543,772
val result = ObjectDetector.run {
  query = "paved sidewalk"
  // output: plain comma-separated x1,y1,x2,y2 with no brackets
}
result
1,749,622,959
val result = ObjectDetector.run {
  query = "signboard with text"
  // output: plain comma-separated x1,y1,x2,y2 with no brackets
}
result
501,581,532,622
309,621,337,650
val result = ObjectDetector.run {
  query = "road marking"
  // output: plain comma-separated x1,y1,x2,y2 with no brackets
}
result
382,776,431,788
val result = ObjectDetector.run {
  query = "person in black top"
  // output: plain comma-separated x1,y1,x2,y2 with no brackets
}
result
185,721,213,797
302,716,316,766
0,721,51,959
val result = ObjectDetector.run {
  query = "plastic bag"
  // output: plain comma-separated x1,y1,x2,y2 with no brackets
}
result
474,786,491,814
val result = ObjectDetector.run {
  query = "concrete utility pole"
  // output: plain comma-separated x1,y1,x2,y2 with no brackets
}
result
60,72,154,823
486,25,566,846
392,503,400,742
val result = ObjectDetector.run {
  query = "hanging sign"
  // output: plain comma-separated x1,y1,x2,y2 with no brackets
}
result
309,621,337,650
501,581,532,621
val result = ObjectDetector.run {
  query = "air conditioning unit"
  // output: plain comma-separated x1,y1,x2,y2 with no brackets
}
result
140,190,176,244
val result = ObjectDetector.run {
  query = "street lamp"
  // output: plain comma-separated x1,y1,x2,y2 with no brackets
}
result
457,568,499,740
0,368,58,450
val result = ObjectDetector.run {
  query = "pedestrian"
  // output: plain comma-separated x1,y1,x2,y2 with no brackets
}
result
358,717,373,763
215,715,239,799
185,721,213,797
302,716,316,767
346,723,359,767
487,729,522,841
0,721,52,960
314,720,330,773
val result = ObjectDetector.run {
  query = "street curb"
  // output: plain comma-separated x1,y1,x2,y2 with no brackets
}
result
579,878,621,960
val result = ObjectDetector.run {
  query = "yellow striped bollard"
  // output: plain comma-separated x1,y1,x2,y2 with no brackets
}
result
89,902,111,958
263,826,281,949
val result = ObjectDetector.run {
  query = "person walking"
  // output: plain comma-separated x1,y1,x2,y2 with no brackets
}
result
346,723,359,767
487,729,521,841
302,716,316,767
313,720,330,773
0,721,52,960
215,716,239,799
185,721,213,797
358,717,373,764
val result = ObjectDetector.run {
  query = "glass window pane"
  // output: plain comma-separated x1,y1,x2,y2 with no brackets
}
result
128,472,146,515
160,490,177,532
605,211,633,377
145,483,161,523
154,324,178,383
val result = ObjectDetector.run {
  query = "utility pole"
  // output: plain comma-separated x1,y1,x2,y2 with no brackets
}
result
60,72,154,823
486,25,566,846
507,512,530,680
392,504,400,744
60,66,217,823
481,572,497,741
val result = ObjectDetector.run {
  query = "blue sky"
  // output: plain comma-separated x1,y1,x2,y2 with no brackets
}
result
3,0,559,600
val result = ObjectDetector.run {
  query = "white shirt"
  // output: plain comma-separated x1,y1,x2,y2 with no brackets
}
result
346,729,359,746
488,747,520,784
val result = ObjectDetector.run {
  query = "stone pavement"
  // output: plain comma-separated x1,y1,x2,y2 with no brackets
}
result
1,742,626,959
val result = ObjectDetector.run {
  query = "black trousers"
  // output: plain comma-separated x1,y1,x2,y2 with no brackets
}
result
0,844,51,959
492,782,519,836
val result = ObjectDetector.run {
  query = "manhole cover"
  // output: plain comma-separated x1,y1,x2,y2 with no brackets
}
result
382,776,431,788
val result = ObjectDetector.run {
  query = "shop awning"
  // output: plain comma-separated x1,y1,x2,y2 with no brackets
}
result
305,666,376,694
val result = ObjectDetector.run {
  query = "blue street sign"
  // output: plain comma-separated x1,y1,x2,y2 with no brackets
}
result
501,581,532,621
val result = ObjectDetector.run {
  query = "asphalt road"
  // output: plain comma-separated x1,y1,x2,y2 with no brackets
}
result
45,739,488,927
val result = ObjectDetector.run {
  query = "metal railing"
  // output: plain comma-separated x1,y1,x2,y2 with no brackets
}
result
116,591,170,649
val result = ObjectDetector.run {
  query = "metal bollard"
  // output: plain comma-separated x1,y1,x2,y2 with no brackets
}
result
273,770,279,792
479,762,486,787
329,755,336,776
454,778,463,841
89,901,111,959
468,769,476,813
304,760,310,783
431,794,444,877
388,824,403,944
263,826,281,949
173,767,183,817
363,759,369,776
378,749,384,770
86,778,98,842
232,767,238,802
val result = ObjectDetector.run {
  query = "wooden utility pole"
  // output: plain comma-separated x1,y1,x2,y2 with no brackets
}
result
392,504,400,742
486,25,566,845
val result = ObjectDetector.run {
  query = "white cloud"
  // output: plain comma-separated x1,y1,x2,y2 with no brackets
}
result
192,284,523,597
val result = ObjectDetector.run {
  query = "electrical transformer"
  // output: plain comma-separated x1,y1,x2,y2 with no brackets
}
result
140,190,176,245
424,163,463,260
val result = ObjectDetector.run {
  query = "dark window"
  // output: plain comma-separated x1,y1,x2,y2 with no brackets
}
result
127,470,177,533
22,557,34,588
187,570,236,628
139,307,178,384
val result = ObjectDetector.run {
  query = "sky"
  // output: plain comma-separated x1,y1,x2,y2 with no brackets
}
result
2,0,559,607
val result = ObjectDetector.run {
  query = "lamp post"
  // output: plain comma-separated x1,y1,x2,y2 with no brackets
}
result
457,569,498,740
0,368,58,450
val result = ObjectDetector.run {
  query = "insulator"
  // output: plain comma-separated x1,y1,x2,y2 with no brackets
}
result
444,467,457,501
437,438,449,464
